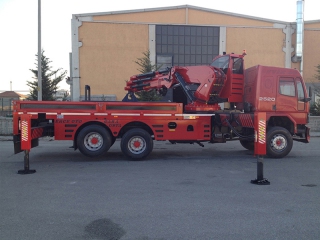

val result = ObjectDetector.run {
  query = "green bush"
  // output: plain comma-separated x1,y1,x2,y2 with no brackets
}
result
310,100,320,116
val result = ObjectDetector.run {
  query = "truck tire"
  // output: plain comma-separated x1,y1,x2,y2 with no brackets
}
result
121,128,153,160
77,125,112,157
266,127,293,158
240,140,254,151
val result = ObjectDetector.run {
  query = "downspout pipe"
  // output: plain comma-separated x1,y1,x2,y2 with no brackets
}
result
292,0,304,75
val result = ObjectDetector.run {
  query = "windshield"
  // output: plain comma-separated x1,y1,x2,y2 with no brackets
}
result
232,57,243,74
210,55,229,74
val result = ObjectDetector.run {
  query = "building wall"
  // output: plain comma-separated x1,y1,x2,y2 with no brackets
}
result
226,27,285,68
78,22,148,100
304,22,320,83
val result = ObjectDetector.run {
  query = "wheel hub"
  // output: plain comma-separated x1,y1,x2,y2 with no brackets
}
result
91,137,99,145
133,140,141,148
84,132,103,151
276,139,282,146
271,134,287,151
129,137,146,153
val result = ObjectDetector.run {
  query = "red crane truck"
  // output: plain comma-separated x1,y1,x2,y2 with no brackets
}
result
13,52,311,162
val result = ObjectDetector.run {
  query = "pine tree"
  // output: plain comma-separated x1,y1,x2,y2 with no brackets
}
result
134,50,161,101
27,50,67,101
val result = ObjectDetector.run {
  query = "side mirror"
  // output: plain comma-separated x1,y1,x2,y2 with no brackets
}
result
304,97,311,102
309,86,312,98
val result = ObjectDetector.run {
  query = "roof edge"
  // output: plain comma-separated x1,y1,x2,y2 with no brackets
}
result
72,4,291,24
304,19,320,24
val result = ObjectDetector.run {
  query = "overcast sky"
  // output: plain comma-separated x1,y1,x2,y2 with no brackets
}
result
0,0,319,92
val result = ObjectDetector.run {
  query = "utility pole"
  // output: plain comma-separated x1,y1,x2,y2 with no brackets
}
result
38,0,42,101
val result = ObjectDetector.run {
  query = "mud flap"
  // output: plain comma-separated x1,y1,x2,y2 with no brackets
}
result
306,126,311,143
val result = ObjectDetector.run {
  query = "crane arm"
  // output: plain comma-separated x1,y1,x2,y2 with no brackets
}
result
124,66,226,103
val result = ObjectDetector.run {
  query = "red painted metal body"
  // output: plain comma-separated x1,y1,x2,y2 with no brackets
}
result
13,101,212,142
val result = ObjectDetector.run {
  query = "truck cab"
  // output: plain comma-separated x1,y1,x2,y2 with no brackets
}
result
243,65,310,131
210,53,245,103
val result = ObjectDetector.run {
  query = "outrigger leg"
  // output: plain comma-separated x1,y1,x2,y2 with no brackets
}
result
251,155,270,185
17,114,39,174
18,150,36,174
251,112,270,185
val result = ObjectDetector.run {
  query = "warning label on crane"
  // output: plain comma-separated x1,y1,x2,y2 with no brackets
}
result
21,114,31,151
254,112,266,155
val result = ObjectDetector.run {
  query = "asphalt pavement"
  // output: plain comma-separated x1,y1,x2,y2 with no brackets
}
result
0,135,320,240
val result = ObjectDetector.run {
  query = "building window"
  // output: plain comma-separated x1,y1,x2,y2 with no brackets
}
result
156,55,173,71
156,25,220,67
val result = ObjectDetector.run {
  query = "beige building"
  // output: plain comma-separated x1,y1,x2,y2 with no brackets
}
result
70,4,320,102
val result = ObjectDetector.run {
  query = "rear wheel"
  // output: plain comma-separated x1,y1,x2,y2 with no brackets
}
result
121,128,153,160
77,125,112,157
266,127,293,158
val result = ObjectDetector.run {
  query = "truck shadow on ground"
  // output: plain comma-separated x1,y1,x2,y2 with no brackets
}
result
13,139,301,164
22,145,256,164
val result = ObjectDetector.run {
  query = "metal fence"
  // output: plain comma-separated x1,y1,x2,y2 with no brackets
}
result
0,98,15,117
0,117,13,135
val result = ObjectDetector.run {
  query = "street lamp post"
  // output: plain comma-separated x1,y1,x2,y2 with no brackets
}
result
38,0,42,101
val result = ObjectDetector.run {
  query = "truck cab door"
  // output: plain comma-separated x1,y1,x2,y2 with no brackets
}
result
227,57,245,103
214,56,244,103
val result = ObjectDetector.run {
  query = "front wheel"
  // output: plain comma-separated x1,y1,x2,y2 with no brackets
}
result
121,128,153,160
266,127,293,158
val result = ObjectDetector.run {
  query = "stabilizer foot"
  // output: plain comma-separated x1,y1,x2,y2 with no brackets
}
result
17,150,36,175
251,155,269,185
18,169,36,175
251,178,270,185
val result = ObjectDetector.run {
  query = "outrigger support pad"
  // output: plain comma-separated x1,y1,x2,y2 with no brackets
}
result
251,155,270,185
18,150,36,174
